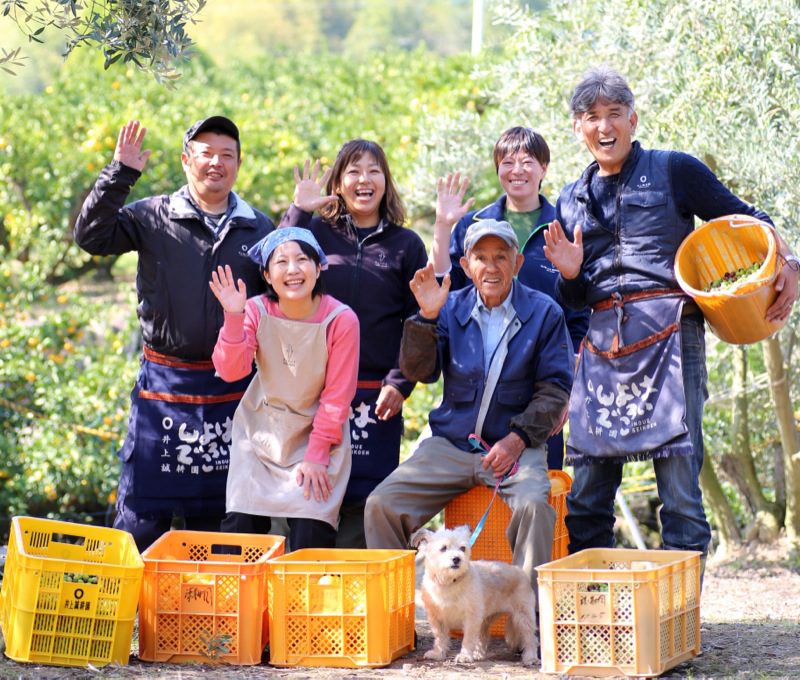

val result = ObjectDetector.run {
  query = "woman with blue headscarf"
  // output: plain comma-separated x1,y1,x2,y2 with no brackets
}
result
210,227,360,549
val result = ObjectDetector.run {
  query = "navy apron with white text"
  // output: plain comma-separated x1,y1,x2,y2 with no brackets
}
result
345,380,404,503
120,347,254,513
566,294,692,465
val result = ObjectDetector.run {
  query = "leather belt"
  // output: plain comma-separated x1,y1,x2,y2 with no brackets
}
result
592,288,685,312
592,288,701,317
356,380,383,389
143,346,215,370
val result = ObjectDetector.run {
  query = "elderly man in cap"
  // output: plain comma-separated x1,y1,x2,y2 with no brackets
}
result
75,117,274,550
364,218,573,590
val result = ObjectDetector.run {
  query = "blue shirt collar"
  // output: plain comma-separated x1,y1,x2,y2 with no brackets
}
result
474,287,514,316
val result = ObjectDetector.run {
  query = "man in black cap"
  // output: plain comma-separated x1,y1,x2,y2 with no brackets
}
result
75,117,274,550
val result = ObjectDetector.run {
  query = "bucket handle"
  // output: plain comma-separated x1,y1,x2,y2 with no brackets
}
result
727,215,765,230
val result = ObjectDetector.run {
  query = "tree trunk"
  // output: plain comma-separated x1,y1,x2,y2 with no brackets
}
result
773,324,797,510
763,335,800,542
720,346,780,541
699,455,740,554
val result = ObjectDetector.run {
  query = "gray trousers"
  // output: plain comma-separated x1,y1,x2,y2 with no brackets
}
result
364,436,555,594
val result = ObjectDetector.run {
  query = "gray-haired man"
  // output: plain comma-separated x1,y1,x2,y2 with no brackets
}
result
544,66,798,560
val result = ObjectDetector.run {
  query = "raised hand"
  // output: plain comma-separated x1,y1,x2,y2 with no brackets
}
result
293,159,337,213
114,120,152,172
543,220,584,280
435,172,475,228
209,265,247,314
409,262,450,320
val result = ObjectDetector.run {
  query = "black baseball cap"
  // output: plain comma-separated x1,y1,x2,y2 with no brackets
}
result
183,116,240,151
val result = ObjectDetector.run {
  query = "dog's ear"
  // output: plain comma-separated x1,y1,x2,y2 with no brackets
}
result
409,528,432,550
454,525,472,545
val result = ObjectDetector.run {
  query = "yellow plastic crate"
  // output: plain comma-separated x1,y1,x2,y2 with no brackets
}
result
443,469,571,636
266,548,415,668
537,548,702,677
138,530,285,664
0,516,143,667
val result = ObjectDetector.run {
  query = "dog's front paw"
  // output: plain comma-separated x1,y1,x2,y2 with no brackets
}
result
521,648,537,666
454,650,475,664
424,649,446,661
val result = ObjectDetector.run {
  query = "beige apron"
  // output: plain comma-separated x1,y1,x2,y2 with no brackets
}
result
225,296,351,528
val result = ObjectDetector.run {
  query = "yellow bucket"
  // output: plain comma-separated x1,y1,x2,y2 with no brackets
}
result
675,214,785,344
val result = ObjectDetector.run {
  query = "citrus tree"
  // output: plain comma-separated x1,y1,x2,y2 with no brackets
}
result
0,46,477,286
0,285,139,537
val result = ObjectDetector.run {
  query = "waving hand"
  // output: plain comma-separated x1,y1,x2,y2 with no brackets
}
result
543,220,584,280
114,120,152,172
409,263,450,320
293,159,338,213
436,172,475,227
209,265,247,314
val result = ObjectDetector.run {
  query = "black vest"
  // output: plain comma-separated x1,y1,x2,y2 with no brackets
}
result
559,142,694,307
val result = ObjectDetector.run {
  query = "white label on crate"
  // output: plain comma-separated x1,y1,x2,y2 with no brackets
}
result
182,579,215,613
577,592,611,624
60,582,97,615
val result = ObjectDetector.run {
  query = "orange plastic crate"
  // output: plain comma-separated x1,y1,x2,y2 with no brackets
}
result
138,530,285,664
537,548,701,677
0,517,143,668
443,469,571,636
444,469,571,563
675,214,784,344
266,548,415,668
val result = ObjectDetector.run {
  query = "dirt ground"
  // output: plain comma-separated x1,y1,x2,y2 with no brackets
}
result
1,538,799,680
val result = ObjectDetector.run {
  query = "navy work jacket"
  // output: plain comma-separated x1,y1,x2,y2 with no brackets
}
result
423,281,573,451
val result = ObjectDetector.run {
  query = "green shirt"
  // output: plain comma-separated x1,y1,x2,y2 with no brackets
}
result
505,208,543,249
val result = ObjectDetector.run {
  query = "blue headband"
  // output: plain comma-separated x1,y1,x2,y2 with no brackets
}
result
247,227,329,270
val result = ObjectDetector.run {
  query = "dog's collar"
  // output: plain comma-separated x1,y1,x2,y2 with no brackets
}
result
438,570,468,586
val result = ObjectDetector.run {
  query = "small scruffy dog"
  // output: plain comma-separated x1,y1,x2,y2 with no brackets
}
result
411,525,537,665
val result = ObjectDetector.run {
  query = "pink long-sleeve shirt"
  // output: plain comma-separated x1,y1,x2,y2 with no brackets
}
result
212,294,360,466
